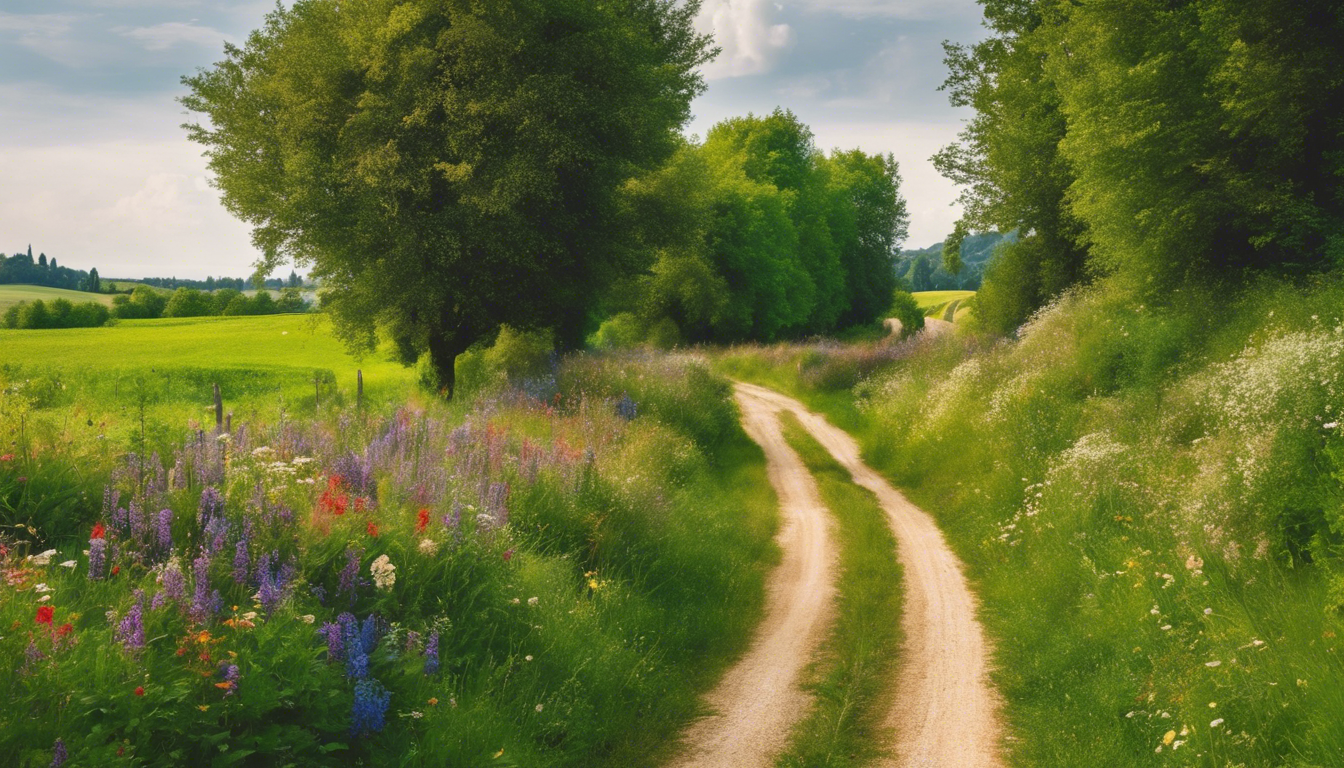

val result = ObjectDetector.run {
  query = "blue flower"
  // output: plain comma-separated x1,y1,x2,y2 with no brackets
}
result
350,679,391,737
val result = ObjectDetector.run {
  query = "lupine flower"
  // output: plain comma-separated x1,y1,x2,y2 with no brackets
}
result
338,547,362,601
217,663,240,696
50,738,66,767
117,592,145,651
320,621,345,662
190,553,212,623
615,393,637,421
350,678,391,737
160,558,186,603
423,631,440,676
203,516,230,556
155,508,173,552
198,487,224,525
88,537,108,580
232,539,249,585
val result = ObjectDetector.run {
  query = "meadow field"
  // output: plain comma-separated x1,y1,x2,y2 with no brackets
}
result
0,317,780,767
0,285,116,312
718,276,1344,767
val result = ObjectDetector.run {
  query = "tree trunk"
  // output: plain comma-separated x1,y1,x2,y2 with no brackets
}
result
428,329,471,400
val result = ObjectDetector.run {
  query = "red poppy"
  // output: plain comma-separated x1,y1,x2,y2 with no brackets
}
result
416,508,430,534
111,566,120,576
35,605,54,625
134,686,145,697
57,623,73,637
91,522,105,540
366,521,379,538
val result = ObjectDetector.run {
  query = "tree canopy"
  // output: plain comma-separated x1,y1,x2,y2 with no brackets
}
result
183,0,715,395
937,0,1344,332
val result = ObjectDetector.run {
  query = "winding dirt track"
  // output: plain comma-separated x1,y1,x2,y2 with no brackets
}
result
672,381,1004,767
668,385,838,768
734,382,1004,768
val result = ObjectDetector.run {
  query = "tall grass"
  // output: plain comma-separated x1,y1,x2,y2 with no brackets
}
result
721,276,1344,767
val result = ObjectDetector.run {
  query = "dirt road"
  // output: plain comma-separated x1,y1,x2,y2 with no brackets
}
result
667,385,837,768
704,384,1010,768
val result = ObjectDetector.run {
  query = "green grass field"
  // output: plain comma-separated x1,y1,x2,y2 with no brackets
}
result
0,284,116,311
912,290,975,320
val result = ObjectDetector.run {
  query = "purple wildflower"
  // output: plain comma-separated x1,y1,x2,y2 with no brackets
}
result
50,738,66,768
423,631,440,676
190,553,211,623
160,559,186,603
203,516,230,556
198,486,224,525
116,592,145,651
310,585,327,605
320,621,345,662
88,537,107,581
232,539,249,585
349,678,391,737
615,393,637,421
338,547,362,603
219,663,240,697
156,508,173,552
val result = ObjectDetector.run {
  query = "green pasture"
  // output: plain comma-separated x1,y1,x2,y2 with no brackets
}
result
0,314,415,430
912,290,975,320
0,285,116,311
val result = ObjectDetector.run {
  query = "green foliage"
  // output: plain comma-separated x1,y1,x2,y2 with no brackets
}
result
182,0,716,396
888,290,924,339
2,298,111,330
610,111,909,343
162,288,215,318
938,0,1344,324
113,287,168,320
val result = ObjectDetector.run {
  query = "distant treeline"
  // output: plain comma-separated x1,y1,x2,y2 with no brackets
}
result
134,271,306,292
3,286,311,330
1,246,104,292
896,231,1016,292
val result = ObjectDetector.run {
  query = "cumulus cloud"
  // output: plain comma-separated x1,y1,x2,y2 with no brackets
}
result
119,20,229,50
695,0,794,80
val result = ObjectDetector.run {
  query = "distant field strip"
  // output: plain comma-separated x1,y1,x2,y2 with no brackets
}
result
0,285,116,311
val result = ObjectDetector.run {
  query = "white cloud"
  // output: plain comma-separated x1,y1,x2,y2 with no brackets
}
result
119,20,228,50
696,0,794,80
793,0,978,20
0,140,262,279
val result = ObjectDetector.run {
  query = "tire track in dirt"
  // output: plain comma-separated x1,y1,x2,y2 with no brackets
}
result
667,385,838,768
733,381,1005,768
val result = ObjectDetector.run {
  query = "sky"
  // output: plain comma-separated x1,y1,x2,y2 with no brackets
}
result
0,0,986,280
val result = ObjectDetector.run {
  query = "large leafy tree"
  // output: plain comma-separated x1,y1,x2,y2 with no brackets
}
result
183,0,714,395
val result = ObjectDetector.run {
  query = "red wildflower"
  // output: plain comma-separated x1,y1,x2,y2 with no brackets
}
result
134,686,145,697
57,623,73,637
354,497,367,513
0,453,13,462
366,521,379,538
35,605,54,625
502,549,514,562
91,522,106,540
111,566,120,576
416,508,430,534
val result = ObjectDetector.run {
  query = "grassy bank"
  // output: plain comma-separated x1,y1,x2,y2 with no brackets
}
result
0,339,778,766
776,413,903,768
719,276,1344,767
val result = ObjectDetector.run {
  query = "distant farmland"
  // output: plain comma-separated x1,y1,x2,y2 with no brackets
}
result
0,285,116,311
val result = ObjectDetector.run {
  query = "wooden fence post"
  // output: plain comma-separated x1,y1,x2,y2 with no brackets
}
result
214,383,223,433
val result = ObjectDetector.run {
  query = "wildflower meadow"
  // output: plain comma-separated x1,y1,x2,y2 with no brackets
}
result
0,350,776,767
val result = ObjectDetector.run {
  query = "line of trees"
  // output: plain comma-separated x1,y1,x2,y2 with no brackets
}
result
112,286,309,320
937,0,1344,333
2,298,110,330
0,246,103,292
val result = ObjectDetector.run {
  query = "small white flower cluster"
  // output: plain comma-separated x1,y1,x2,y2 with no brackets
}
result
370,555,396,591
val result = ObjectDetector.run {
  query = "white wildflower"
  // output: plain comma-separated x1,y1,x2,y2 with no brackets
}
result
527,597,539,607
371,554,396,591
28,549,57,566
58,560,77,569
1210,718,1224,728
418,539,440,557
300,614,316,624
1206,660,1222,668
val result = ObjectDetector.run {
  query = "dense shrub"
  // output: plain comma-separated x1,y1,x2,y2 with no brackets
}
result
3,299,111,329
888,289,924,339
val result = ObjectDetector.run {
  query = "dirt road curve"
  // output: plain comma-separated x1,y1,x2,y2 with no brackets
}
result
732,382,1005,768
667,385,838,768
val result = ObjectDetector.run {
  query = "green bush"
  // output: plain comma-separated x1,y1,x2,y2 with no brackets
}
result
888,289,924,338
